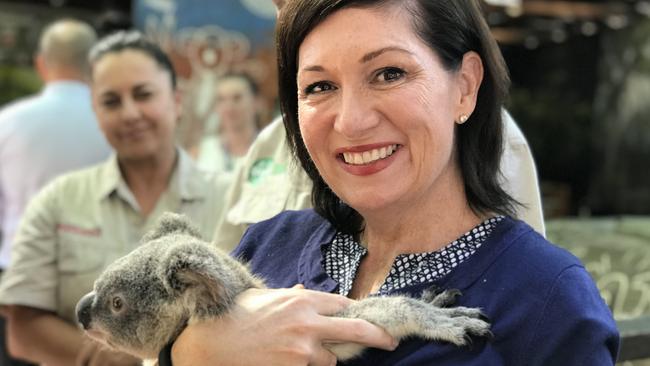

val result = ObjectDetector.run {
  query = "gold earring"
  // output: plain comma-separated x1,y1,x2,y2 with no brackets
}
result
458,114,469,124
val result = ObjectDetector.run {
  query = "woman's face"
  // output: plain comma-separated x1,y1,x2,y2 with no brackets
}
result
214,77,257,130
297,6,478,215
214,76,258,157
91,49,181,161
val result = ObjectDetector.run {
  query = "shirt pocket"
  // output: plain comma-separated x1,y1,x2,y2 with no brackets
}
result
57,228,107,322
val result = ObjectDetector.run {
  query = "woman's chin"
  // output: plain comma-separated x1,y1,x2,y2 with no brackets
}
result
116,145,166,162
342,194,395,214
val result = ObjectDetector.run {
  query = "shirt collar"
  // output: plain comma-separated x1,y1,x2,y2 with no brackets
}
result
42,80,90,96
324,217,504,296
175,148,211,201
97,148,208,202
297,218,340,293
298,215,528,295
97,153,122,201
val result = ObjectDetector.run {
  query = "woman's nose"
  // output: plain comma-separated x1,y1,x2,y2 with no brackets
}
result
119,98,140,121
333,90,380,139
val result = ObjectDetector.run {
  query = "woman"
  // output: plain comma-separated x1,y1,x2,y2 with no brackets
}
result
0,31,228,366
214,73,260,161
172,1,619,365
196,73,261,174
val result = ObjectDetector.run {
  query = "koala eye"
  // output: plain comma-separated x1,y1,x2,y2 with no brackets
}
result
111,296,124,312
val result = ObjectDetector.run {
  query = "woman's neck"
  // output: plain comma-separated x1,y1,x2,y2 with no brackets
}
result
348,168,485,299
349,205,483,300
364,163,483,250
362,198,482,256
119,147,178,217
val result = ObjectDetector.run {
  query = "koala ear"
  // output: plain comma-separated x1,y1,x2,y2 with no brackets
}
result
142,212,203,243
161,243,233,316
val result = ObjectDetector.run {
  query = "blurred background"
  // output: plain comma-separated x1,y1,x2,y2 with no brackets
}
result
1,0,649,364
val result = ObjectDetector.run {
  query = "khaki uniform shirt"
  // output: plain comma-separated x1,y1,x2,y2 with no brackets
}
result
0,149,229,323
213,111,545,252
500,110,546,236
212,118,311,252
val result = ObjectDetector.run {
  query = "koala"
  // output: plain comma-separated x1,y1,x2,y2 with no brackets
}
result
76,212,491,364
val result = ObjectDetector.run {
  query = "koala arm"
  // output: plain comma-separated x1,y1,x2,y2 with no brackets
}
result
171,287,397,366
5,305,83,365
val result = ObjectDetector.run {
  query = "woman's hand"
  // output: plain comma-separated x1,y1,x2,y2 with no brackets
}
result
171,286,397,366
75,339,142,366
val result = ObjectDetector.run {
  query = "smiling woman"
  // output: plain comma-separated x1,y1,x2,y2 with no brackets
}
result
297,7,481,228
0,31,229,366
89,32,181,177
170,1,619,365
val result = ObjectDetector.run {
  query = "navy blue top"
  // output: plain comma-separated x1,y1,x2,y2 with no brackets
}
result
233,210,620,366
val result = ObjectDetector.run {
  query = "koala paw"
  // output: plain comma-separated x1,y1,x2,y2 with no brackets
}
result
427,305,492,346
421,286,462,308
340,294,492,350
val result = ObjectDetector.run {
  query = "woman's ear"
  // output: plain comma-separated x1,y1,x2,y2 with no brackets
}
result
455,51,484,123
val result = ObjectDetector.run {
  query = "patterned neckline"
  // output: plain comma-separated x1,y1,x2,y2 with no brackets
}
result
322,216,504,296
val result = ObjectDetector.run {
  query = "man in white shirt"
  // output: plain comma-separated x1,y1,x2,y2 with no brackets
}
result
0,19,110,365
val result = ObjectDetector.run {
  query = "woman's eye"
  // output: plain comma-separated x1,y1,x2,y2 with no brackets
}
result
101,99,120,109
304,81,336,95
134,91,153,101
375,67,406,83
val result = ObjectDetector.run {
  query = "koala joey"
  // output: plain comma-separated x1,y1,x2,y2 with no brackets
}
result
76,212,491,364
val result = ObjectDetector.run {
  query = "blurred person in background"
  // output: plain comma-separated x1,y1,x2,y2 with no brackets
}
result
215,73,261,167
196,73,261,176
0,31,229,366
0,19,110,366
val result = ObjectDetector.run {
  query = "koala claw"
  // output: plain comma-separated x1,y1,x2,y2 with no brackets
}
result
428,288,463,308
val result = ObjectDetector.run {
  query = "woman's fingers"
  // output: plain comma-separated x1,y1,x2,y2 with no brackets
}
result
238,287,352,316
308,347,337,366
75,339,96,366
319,317,397,351
238,287,395,350
278,288,396,351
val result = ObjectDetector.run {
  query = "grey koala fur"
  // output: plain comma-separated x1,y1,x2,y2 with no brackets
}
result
76,212,491,363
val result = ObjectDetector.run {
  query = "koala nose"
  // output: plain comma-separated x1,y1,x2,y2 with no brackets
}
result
76,292,95,330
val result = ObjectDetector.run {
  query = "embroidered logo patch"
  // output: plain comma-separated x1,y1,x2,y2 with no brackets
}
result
248,158,286,184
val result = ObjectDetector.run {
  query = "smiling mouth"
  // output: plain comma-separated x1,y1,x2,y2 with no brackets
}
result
340,144,400,165
121,128,149,139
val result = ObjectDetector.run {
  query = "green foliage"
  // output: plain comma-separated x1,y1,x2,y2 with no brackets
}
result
0,65,42,107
